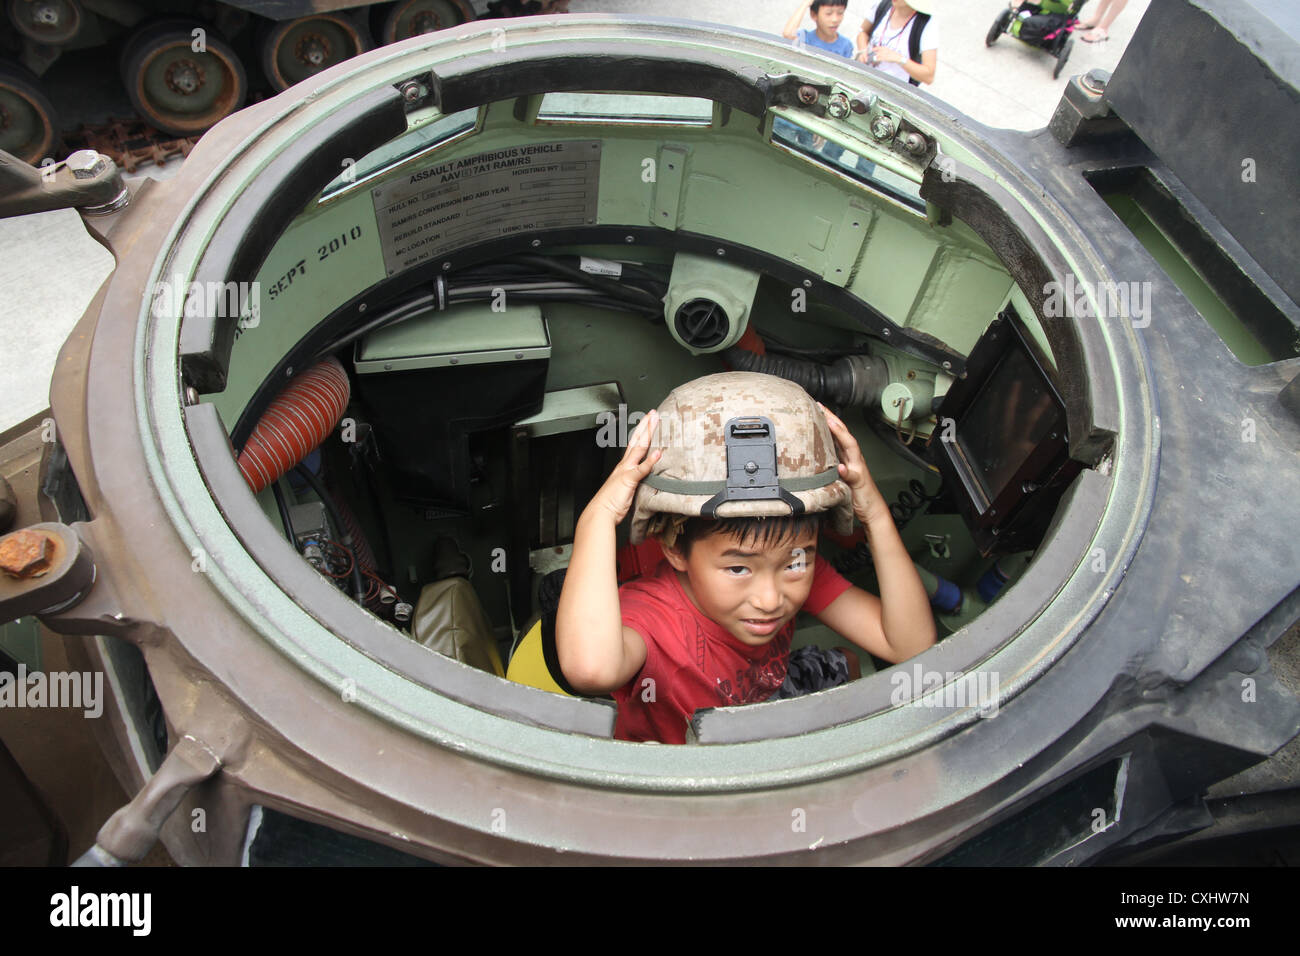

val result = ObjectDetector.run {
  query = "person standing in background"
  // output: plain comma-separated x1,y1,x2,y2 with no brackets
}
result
782,1,855,58
856,0,939,87
1078,0,1130,42
779,1,856,160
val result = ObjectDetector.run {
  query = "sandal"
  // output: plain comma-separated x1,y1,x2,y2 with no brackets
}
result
1080,27,1109,42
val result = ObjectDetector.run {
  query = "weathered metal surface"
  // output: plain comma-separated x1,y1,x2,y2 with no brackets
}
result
0,522,94,619
0,146,126,217
1105,0,1300,305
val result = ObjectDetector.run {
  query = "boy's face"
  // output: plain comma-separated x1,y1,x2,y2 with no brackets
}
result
663,527,820,647
812,3,847,35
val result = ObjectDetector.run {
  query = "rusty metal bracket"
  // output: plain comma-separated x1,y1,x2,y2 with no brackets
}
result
0,148,129,219
0,522,94,623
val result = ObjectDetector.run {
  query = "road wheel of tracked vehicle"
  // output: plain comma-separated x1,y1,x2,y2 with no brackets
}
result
260,14,370,92
0,60,58,164
1054,36,1074,79
378,0,474,45
121,22,247,137
6,0,83,45
986,7,1013,46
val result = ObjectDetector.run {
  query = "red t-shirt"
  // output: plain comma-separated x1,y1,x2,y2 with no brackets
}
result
613,558,853,743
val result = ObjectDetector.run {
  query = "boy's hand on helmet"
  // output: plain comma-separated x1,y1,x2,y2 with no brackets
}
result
590,409,662,523
819,403,889,525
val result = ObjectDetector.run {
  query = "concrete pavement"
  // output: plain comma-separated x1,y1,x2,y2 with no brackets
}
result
568,0,1147,131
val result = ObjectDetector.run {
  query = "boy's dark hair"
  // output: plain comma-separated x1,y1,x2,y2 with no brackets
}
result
668,512,826,557
811,0,848,11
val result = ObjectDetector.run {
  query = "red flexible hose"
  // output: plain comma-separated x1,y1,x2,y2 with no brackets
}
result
331,491,378,573
237,357,350,493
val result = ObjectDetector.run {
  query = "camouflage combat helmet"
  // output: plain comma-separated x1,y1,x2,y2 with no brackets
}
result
629,371,855,544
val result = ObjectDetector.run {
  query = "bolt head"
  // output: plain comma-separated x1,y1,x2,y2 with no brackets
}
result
797,85,819,106
0,529,53,579
1081,69,1111,95
826,92,851,119
67,149,110,180
870,116,893,140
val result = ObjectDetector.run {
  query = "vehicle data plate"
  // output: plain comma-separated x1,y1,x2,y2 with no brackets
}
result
372,140,601,274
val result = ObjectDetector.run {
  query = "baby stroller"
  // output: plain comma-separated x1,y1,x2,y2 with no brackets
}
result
986,1,1088,79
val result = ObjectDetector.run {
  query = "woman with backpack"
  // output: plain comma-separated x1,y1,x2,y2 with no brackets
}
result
855,0,939,86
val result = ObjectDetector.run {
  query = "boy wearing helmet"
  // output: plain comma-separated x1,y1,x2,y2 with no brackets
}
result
556,372,935,743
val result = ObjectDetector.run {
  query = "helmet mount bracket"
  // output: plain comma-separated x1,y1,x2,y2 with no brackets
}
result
699,416,806,517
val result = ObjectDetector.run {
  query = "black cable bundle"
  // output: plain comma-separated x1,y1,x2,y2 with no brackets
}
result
833,480,945,576
317,254,670,359
889,479,944,528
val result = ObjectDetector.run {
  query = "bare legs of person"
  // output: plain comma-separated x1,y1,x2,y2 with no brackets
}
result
1079,0,1129,42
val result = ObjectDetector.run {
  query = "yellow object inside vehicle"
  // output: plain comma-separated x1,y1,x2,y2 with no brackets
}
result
506,619,570,696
